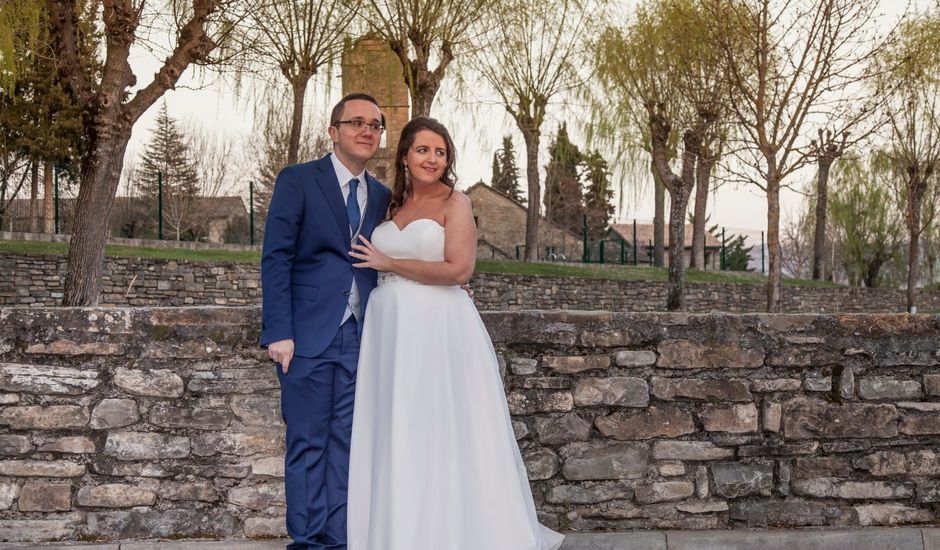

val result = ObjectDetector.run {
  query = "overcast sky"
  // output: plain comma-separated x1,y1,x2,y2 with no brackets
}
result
124,0,920,236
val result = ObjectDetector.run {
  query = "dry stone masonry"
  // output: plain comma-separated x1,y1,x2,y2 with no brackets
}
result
0,307,939,542
6,252,940,312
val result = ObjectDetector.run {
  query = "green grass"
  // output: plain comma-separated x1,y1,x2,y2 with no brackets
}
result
1,239,841,288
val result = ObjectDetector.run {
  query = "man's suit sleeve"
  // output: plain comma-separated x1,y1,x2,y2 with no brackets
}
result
260,166,303,347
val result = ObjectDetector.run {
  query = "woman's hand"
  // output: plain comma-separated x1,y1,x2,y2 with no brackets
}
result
350,235,395,272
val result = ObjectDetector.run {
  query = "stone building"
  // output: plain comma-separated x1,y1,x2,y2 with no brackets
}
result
341,36,409,184
466,182,584,261
606,223,721,269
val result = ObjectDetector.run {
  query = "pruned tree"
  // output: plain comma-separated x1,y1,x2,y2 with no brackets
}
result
594,0,734,309
877,13,940,311
237,0,358,165
810,128,849,280
472,0,593,262
46,0,248,305
360,0,490,117
703,0,885,311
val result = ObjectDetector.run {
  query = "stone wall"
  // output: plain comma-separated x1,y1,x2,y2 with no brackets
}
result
5,251,940,313
1,307,939,542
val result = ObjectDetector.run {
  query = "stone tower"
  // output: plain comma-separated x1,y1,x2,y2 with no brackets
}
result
341,36,410,186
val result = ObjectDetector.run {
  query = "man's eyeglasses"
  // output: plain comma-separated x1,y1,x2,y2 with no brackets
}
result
334,119,386,134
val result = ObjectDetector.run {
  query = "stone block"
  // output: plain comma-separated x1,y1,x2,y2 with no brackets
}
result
0,405,88,429
899,412,940,435
26,339,124,356
227,483,285,510
0,483,18,510
244,516,286,538
803,376,832,392
230,396,281,427
191,431,284,457
78,484,157,507
18,483,72,512
37,436,96,454
573,377,649,407
0,515,82,542
105,432,190,460
251,456,285,478
159,481,219,502
543,355,610,374
534,412,593,444
792,478,913,499
699,403,759,433
0,459,84,477
149,404,232,430
615,350,657,367
657,340,763,369
926,374,940,396
658,462,686,477
113,367,184,398
782,398,898,439
85,509,237,539
763,401,782,432
90,398,140,429
0,434,32,455
794,456,853,479
855,449,940,477
675,501,729,514
858,377,922,400
729,499,846,527
562,442,649,480
652,441,733,461
507,391,573,415
635,481,694,504
510,358,538,375
545,483,633,504
751,379,802,392
651,377,752,401
522,447,559,480
854,504,934,526
596,407,695,440
0,362,100,395
838,366,855,399
711,461,774,498
520,377,573,389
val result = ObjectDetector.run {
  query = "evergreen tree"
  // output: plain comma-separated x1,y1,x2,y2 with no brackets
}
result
710,223,754,272
582,150,614,240
136,102,201,240
544,123,583,232
491,135,524,203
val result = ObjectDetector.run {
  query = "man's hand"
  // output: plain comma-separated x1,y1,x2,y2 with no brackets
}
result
460,283,474,303
268,339,295,374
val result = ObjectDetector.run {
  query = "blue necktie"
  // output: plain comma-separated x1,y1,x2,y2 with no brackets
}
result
347,178,361,237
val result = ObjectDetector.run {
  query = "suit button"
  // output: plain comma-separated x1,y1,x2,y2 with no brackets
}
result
342,290,351,296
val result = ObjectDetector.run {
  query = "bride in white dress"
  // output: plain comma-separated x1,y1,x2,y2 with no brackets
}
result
347,117,564,550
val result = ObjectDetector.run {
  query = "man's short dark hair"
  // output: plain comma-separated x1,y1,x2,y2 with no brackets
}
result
330,93,386,127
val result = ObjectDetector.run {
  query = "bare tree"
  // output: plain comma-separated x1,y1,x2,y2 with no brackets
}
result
46,0,247,305
472,0,593,262
361,0,490,117
704,0,884,311
809,128,848,280
238,0,358,165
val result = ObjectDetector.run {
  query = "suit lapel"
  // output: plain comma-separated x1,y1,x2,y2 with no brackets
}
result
313,155,350,240
361,174,386,238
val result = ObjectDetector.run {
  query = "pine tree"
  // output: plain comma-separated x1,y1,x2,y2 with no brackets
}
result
491,135,524,203
582,150,614,240
544,123,583,232
136,102,201,240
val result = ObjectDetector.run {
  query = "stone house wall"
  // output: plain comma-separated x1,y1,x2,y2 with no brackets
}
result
0,307,938,542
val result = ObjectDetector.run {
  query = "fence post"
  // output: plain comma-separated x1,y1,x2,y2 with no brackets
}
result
633,219,638,265
249,180,255,246
721,227,726,270
158,171,164,240
620,239,625,264
53,164,60,234
582,214,588,263
761,230,765,273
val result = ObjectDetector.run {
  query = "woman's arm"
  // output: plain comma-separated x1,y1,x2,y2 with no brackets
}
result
350,192,477,285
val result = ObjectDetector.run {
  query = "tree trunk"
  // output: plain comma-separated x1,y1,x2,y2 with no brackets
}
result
766,167,782,312
43,161,54,233
907,186,923,313
411,84,437,118
691,151,715,270
63,133,132,306
287,77,309,166
29,162,39,233
652,159,665,267
812,159,834,280
521,127,541,262
666,180,690,310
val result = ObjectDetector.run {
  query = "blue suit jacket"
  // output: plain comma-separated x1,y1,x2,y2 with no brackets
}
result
260,154,391,358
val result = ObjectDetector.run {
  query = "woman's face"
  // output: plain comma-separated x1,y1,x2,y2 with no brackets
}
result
403,129,447,186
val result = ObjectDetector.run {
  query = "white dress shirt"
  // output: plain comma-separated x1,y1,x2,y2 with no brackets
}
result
330,153,368,324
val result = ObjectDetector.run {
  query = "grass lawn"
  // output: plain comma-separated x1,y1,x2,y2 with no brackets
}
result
1,239,840,288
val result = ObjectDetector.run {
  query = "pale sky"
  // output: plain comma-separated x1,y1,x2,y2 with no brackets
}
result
124,0,917,238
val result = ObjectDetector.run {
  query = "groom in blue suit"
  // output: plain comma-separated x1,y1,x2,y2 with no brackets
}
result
261,93,391,550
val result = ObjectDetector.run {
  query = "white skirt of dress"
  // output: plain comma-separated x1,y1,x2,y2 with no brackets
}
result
347,279,564,550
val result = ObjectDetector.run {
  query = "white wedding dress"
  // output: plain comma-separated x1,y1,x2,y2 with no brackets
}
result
347,219,564,550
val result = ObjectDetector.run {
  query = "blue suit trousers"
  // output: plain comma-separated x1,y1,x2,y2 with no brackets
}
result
278,318,359,550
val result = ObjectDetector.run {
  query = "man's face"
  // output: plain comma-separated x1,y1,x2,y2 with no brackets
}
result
328,99,383,166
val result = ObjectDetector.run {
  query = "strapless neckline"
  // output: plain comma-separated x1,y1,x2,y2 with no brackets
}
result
384,218,445,232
